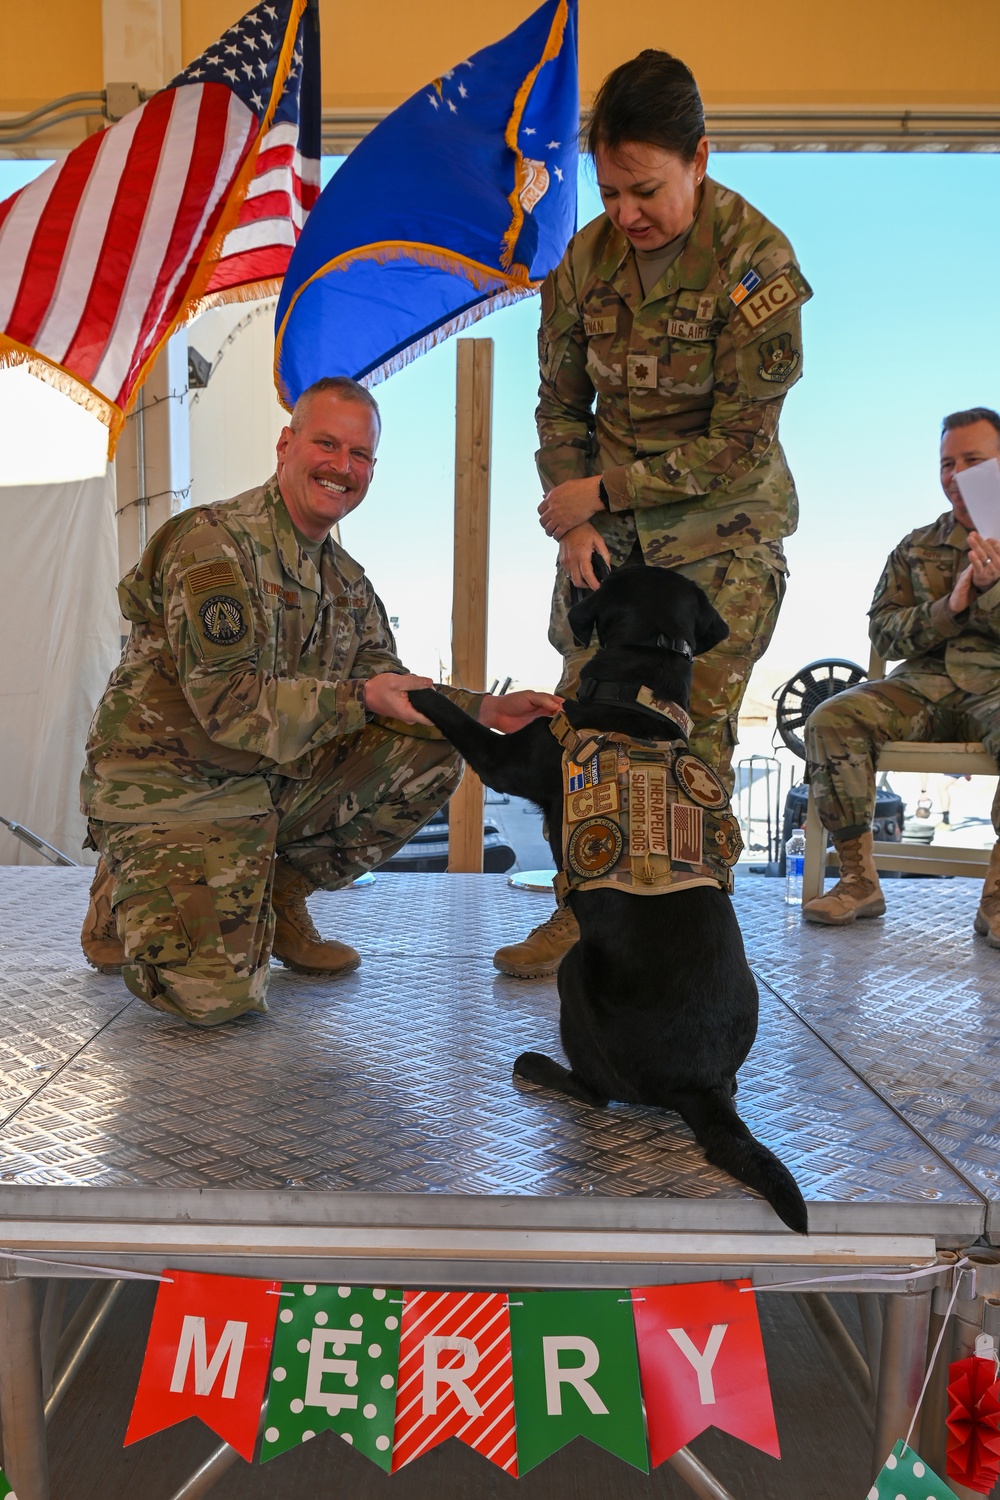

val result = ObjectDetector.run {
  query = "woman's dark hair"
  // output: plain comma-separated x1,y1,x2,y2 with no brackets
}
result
587,50,705,164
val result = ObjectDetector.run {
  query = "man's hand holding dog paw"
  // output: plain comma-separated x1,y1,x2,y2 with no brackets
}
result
481,690,563,734
364,672,435,725
559,523,612,590
538,476,604,539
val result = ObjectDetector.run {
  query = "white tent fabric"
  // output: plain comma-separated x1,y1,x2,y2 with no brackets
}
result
0,472,121,866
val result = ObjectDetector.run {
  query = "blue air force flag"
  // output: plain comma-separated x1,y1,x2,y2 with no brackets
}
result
274,0,578,404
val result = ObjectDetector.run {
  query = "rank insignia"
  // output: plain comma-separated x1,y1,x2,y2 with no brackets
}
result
674,754,730,810
567,816,624,879
757,332,800,383
729,268,761,306
627,354,657,388
199,594,247,646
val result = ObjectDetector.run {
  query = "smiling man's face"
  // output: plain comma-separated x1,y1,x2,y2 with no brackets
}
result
275,391,379,541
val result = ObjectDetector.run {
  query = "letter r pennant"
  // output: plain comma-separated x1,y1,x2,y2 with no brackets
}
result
632,1280,779,1467
390,1290,517,1474
125,1269,281,1461
509,1289,648,1474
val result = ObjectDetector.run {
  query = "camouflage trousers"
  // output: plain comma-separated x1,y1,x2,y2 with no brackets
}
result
90,720,463,1027
805,677,1000,841
548,515,786,791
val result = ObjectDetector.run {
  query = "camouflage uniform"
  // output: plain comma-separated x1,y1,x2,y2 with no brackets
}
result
805,512,1000,839
82,477,477,1026
537,176,810,785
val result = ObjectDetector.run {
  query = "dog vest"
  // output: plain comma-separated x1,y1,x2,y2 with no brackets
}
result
549,711,743,900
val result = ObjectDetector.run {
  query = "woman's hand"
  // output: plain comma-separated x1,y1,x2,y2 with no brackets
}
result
558,523,612,591
538,476,604,539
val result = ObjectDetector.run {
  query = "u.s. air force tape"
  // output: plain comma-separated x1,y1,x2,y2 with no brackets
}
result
198,594,247,646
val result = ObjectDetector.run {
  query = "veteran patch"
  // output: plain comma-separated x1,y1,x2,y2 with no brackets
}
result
198,594,247,647
567,816,624,879
674,753,730,810
737,270,801,330
627,354,657,388
757,332,800,383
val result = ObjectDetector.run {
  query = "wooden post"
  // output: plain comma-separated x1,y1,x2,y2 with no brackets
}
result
448,337,493,873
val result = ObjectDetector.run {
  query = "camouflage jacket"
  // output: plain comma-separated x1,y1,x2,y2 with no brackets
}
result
83,477,476,822
536,176,811,568
868,511,1000,701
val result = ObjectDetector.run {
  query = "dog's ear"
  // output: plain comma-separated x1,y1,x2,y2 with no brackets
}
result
567,586,602,647
694,598,729,656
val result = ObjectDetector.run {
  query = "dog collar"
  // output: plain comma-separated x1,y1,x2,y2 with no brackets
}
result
575,680,693,739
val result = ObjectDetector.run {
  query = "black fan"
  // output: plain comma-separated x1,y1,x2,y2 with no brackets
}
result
773,659,867,759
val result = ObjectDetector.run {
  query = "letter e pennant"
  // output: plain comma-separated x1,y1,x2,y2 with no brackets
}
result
633,1280,779,1466
261,1283,403,1470
125,1269,280,1460
391,1291,517,1474
509,1289,648,1474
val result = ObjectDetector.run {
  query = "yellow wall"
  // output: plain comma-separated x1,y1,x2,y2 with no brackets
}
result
5,0,1000,114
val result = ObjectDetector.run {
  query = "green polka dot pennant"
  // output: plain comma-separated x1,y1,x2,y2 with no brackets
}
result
0,1467,15,1498
869,1440,960,1500
260,1283,403,1471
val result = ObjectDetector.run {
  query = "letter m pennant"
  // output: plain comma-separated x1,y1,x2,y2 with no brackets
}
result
391,1291,517,1474
125,1269,281,1460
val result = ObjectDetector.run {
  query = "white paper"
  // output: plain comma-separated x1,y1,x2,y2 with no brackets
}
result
954,457,1000,540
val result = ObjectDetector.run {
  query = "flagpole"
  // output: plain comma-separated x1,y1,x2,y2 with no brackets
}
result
448,337,493,874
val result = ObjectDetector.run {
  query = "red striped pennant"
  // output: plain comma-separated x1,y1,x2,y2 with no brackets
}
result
391,1290,517,1475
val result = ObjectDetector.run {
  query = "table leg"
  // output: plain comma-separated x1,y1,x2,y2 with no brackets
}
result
872,1288,931,1481
0,1276,50,1500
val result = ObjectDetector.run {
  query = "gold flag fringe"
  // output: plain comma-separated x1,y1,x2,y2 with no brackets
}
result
0,335,124,448
273,240,538,407
499,0,570,273
358,284,537,390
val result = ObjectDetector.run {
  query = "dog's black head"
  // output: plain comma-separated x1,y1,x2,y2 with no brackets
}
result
567,565,728,658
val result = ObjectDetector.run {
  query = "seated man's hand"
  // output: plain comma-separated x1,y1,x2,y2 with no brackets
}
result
481,690,563,734
969,530,1000,593
364,672,435,725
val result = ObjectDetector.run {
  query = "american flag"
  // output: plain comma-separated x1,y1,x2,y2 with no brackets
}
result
0,0,320,453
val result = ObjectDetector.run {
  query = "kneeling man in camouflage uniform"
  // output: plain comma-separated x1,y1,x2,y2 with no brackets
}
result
803,407,1000,943
81,378,559,1024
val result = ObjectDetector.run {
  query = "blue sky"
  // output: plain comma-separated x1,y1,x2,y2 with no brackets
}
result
3,150,999,698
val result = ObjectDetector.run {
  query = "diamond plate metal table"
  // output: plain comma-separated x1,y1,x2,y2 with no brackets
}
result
0,868,992,1500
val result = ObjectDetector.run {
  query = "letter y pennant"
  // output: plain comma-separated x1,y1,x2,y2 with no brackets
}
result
125,1269,280,1460
391,1291,517,1474
633,1280,779,1467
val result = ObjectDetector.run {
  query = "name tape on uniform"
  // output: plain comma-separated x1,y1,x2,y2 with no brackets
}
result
583,314,616,337
667,319,714,341
736,271,801,330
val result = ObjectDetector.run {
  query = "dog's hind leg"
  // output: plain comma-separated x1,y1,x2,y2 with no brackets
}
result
513,1051,609,1108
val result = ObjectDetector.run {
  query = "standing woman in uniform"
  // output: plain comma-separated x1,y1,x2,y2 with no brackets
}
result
495,48,811,977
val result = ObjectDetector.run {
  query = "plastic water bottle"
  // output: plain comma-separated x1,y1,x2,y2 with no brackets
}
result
785,828,806,906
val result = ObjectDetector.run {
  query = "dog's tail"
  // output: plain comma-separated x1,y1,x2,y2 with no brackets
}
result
671,1086,808,1235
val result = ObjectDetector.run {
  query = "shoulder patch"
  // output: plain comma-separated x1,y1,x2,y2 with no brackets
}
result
735,266,810,331
185,558,237,595
198,594,247,647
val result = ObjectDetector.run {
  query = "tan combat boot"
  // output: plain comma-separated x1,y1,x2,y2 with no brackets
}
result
80,857,125,973
494,904,579,978
802,831,886,926
973,840,1000,949
271,858,361,976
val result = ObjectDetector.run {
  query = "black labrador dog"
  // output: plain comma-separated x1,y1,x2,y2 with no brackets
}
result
409,565,807,1235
